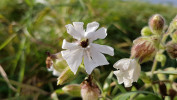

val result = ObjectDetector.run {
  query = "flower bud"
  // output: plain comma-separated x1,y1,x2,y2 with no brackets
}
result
166,41,177,59
155,53,166,67
57,67,77,85
131,37,157,63
62,84,81,97
141,26,152,36
80,76,100,100
53,53,68,73
149,14,165,35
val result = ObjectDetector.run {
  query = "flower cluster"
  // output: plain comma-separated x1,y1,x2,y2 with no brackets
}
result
46,14,177,99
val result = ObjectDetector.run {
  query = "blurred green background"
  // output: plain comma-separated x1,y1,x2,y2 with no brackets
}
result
0,0,177,99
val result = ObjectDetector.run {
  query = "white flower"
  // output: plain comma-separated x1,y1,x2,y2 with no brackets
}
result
113,58,141,87
61,22,114,74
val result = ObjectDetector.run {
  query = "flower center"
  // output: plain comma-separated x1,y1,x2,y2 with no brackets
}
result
80,39,89,48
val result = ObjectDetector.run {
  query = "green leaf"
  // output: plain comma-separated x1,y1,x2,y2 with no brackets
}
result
103,71,113,92
113,91,161,100
112,77,127,93
136,94,162,100
155,70,177,75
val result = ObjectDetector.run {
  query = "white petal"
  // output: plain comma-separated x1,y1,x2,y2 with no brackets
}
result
61,48,84,74
123,78,133,87
83,50,98,74
86,21,99,34
90,46,109,66
91,43,114,56
73,22,85,37
53,69,60,76
114,70,124,84
65,24,82,40
129,59,141,82
48,65,54,71
48,66,60,76
113,70,123,77
86,27,107,42
113,58,131,70
62,39,79,50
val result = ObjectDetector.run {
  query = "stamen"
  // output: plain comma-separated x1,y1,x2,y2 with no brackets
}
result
80,39,89,48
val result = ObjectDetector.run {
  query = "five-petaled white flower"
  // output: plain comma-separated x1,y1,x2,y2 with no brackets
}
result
113,58,141,87
61,22,114,74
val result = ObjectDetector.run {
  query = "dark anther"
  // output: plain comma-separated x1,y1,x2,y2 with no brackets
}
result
80,39,89,48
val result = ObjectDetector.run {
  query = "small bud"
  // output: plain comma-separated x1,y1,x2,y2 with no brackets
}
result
155,53,166,67
131,37,157,63
141,26,152,36
62,84,81,97
80,76,100,100
57,67,77,85
149,14,165,35
166,41,177,59
53,53,68,73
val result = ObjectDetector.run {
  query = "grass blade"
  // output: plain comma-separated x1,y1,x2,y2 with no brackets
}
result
0,34,17,50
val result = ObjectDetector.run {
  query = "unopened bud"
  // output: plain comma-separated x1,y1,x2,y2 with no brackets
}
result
141,26,152,36
149,14,165,35
155,53,166,67
62,84,81,97
131,37,157,63
166,41,177,59
80,76,100,100
57,67,77,85
53,54,67,73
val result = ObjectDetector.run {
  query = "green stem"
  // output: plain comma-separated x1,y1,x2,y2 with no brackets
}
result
151,29,171,77
151,58,158,77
